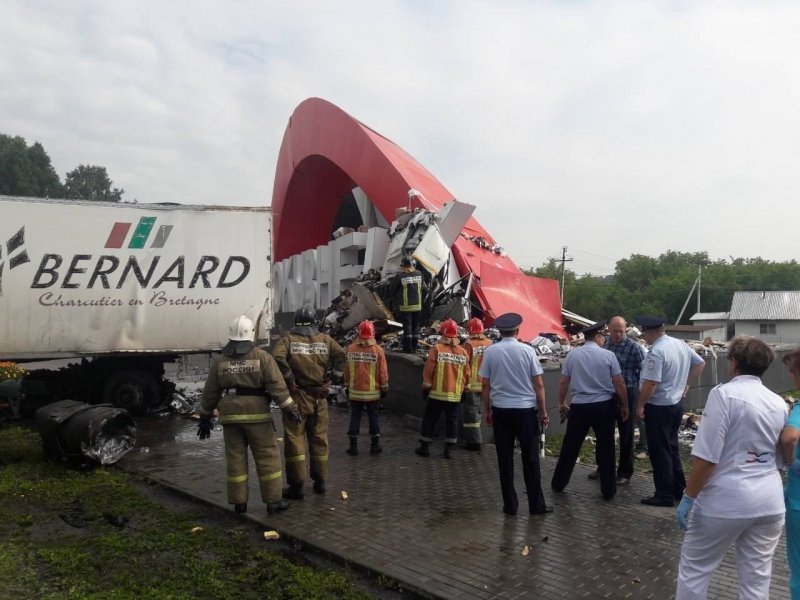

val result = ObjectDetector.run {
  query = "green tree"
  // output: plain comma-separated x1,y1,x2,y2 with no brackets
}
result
63,164,124,202
0,135,63,197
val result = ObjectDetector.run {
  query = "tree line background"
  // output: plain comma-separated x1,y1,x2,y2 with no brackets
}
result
0,134,124,202
529,251,800,325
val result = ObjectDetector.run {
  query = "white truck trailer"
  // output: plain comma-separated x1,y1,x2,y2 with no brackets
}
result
0,196,273,414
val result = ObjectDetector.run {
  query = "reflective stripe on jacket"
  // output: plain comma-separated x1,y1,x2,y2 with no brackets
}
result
465,336,492,392
423,337,470,402
344,338,389,401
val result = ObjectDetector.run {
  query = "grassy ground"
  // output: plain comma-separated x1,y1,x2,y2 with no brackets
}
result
0,424,394,600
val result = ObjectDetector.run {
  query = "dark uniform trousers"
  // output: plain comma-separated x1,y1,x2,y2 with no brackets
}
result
644,401,686,502
492,407,547,514
347,401,380,437
460,392,483,445
400,311,421,353
615,386,638,479
222,420,282,505
419,399,460,444
552,398,617,499
283,388,329,486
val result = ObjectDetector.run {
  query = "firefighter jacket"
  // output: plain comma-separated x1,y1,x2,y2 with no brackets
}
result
392,267,425,312
271,326,347,389
464,335,492,392
344,337,389,401
422,336,470,402
199,345,291,425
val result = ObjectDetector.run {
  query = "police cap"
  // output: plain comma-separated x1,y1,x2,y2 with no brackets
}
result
581,320,606,337
636,315,666,331
494,312,523,331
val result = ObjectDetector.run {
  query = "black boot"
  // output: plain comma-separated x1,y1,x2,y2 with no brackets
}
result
282,484,304,500
346,437,358,456
370,436,382,455
266,500,290,514
313,481,326,494
444,443,455,459
234,503,247,514
414,441,430,457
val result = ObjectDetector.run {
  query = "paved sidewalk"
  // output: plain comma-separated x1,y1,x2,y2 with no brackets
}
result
119,405,791,600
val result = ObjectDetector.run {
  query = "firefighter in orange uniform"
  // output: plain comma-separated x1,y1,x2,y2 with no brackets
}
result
344,320,389,456
415,319,470,459
461,317,491,451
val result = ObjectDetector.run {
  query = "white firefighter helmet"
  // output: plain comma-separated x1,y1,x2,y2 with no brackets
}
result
228,315,255,342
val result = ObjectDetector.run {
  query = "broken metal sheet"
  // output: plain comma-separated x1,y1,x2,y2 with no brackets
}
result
478,261,564,340
436,200,475,247
341,283,394,331
412,224,450,276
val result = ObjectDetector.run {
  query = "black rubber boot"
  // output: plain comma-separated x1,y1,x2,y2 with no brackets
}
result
346,437,358,456
444,443,455,459
282,484,304,500
234,503,247,514
414,441,430,457
313,481,326,494
266,500,290,514
370,436,382,455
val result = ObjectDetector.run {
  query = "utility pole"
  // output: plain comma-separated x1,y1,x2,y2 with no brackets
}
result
559,246,573,307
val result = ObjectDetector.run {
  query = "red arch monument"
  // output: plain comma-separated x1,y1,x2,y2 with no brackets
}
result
271,98,563,339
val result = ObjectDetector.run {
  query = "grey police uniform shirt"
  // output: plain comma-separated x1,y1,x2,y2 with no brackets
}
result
561,341,621,404
640,334,704,406
478,337,543,409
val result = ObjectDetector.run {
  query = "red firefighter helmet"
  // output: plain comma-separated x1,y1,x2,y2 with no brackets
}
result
358,320,375,339
468,318,484,335
441,319,459,338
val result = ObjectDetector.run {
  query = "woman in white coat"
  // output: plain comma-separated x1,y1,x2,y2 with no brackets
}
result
676,336,787,600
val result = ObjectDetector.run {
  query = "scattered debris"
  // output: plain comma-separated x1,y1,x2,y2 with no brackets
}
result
191,526,204,534
263,530,280,541
341,491,349,500
521,545,530,556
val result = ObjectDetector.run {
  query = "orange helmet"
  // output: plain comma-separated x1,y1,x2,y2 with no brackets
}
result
358,320,375,339
468,318,484,335
441,319,458,338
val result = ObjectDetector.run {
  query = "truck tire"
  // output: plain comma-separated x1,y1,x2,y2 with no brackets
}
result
102,370,159,415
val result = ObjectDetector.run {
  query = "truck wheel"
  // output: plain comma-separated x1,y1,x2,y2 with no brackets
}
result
102,370,159,415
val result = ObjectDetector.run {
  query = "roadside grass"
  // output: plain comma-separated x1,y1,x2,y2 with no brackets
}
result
0,424,376,600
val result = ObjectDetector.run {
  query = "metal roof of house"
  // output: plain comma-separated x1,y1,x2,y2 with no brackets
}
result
689,312,729,321
729,291,800,320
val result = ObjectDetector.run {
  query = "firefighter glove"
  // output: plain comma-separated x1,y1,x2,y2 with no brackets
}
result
380,388,388,399
284,404,302,423
197,418,213,440
422,388,430,401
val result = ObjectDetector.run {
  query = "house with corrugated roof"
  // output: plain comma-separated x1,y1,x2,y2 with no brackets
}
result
728,291,800,343
689,312,731,341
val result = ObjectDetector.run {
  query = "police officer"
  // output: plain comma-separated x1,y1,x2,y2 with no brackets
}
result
197,315,302,515
344,320,389,456
636,316,705,507
551,320,629,501
461,317,491,451
391,256,426,353
415,319,470,459
272,306,346,499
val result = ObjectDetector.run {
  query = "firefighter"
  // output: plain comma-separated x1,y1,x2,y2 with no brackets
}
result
272,305,346,499
344,320,389,456
415,318,470,459
391,256,426,353
461,317,491,451
197,315,302,515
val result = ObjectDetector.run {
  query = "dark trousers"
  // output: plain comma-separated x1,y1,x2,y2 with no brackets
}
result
644,401,686,501
492,407,547,514
552,398,617,499
347,401,380,438
615,387,637,478
400,311,421,353
419,399,459,444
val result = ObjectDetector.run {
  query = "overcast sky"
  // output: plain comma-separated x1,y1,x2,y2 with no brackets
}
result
3,1,800,275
